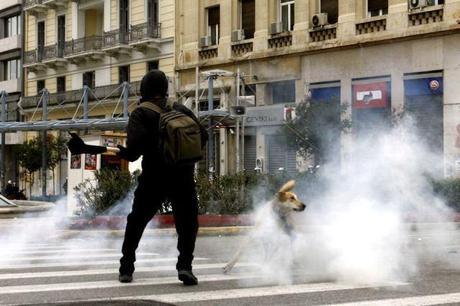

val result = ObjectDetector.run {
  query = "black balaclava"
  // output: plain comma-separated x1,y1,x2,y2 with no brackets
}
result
139,70,169,103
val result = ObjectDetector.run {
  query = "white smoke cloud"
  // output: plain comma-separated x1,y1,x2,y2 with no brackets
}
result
239,116,456,286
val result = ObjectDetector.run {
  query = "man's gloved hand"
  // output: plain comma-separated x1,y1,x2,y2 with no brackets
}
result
67,133,86,155
117,145,129,160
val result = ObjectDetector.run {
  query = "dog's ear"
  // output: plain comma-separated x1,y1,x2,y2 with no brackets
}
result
279,180,295,193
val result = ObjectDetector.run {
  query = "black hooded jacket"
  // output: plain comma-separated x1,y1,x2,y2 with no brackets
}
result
121,100,207,175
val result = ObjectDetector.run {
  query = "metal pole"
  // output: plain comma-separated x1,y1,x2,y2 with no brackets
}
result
195,66,199,116
207,76,214,179
41,89,49,198
236,68,240,172
0,91,7,190
122,81,129,119
241,83,246,170
83,85,89,120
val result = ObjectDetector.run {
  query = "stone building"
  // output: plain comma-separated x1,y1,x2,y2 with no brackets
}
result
22,0,175,196
175,0,460,177
0,0,23,188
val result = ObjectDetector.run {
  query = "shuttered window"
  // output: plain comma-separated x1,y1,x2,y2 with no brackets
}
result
244,135,257,172
267,135,297,174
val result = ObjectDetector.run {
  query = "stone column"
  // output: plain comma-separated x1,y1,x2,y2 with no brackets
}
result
218,0,232,59
337,0,357,40
443,35,460,177
387,0,408,33
254,0,269,51
293,0,309,45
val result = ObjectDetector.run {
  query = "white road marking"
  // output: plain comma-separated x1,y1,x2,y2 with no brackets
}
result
0,252,159,262
111,282,409,303
0,273,257,295
0,262,255,280
2,249,118,255
0,257,208,269
328,292,460,306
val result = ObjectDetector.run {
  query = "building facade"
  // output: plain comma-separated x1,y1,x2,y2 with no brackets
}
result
22,0,175,197
175,0,460,177
0,0,23,188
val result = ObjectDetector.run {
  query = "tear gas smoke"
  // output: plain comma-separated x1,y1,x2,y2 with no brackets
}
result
241,116,456,286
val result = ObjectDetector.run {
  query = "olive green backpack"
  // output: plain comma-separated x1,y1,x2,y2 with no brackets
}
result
140,102,203,166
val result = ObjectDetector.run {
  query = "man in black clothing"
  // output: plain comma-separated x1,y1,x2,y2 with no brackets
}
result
117,70,203,286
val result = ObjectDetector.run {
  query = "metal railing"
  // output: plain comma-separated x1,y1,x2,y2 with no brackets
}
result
24,0,43,8
130,23,161,41
42,44,65,61
103,30,130,48
24,47,44,64
64,36,103,56
21,81,141,109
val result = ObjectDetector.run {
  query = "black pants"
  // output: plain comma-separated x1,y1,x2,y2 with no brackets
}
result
119,168,199,275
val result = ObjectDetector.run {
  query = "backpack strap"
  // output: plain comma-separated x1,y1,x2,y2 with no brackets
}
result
139,102,164,114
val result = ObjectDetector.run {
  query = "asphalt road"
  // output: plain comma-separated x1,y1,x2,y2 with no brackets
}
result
1,223,460,305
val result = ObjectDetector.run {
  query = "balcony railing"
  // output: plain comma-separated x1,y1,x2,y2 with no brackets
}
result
24,47,44,65
24,0,42,8
130,23,161,41
64,36,103,56
21,81,141,109
42,44,65,61
103,30,130,48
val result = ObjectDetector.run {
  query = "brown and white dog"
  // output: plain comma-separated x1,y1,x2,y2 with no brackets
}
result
223,180,306,274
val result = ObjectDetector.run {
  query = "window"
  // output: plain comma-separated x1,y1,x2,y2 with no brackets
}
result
119,65,130,84
3,59,20,81
270,80,296,104
57,77,66,93
367,0,388,17
280,0,295,31
240,0,255,39
207,6,220,45
83,71,95,89
5,15,20,38
147,0,159,25
320,0,338,24
433,0,444,4
148,60,159,71
57,15,65,57
119,0,129,33
37,80,45,94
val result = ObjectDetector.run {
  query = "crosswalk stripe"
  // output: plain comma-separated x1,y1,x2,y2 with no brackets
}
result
0,273,257,295
111,282,409,304
0,257,209,269
326,292,460,306
0,263,254,280
0,252,159,262
3,249,118,255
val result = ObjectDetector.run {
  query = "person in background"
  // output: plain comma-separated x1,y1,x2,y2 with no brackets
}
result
116,70,206,286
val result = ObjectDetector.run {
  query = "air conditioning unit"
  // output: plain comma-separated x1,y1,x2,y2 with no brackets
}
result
200,36,211,48
231,29,245,42
270,22,283,35
409,0,434,9
312,13,328,27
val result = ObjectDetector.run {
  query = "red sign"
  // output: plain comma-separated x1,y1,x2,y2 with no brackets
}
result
353,82,389,109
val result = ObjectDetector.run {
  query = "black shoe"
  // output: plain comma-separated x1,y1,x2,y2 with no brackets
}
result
119,274,133,283
178,270,198,286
